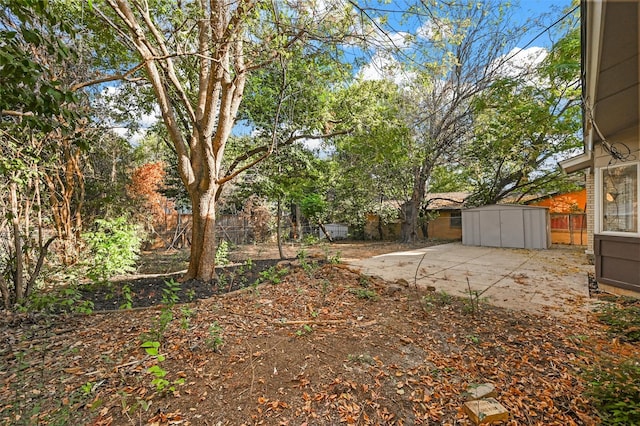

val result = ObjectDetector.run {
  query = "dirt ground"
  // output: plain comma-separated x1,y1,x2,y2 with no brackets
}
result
0,241,632,425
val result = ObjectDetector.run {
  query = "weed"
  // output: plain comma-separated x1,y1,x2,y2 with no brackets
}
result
422,290,453,311
583,356,640,425
205,322,224,352
466,335,480,344
141,341,185,394
295,324,313,336
83,216,141,284
162,279,181,305
185,288,196,302
595,302,640,342
119,284,133,310
256,266,289,285
350,288,378,301
179,307,194,330
26,286,94,314
215,240,231,266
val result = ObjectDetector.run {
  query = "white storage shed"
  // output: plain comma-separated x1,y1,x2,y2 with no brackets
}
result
462,204,551,249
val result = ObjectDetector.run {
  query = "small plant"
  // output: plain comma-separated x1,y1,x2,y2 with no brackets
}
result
595,301,640,342
464,278,483,317
205,322,224,352
350,288,378,301
466,334,480,344
421,290,453,311
179,307,194,330
295,324,313,336
162,279,181,306
141,341,185,394
256,266,289,285
215,240,231,266
26,286,94,314
119,284,133,310
83,216,142,284
185,288,196,302
583,356,640,425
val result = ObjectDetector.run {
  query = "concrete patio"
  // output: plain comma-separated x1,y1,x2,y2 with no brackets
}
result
348,242,596,318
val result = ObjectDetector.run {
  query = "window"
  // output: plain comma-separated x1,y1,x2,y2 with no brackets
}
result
601,163,638,233
450,210,462,228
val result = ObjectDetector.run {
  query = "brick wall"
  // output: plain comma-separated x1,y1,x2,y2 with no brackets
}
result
586,172,595,255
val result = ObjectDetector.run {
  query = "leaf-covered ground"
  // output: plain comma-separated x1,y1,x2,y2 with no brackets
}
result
0,244,635,425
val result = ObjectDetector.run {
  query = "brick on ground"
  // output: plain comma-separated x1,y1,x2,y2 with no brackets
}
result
463,398,509,424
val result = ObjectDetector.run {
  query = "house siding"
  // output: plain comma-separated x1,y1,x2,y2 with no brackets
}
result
586,172,595,256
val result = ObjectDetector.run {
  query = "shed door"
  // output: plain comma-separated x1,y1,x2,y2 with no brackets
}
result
479,210,501,247
500,210,525,248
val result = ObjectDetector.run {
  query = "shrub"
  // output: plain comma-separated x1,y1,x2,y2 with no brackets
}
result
83,216,142,284
584,357,640,425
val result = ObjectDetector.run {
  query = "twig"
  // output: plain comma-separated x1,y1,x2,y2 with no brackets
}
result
414,251,429,290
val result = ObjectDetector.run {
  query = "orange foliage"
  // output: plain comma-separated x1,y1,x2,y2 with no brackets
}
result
128,162,170,228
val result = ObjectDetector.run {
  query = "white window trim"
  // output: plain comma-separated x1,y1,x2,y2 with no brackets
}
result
595,161,640,237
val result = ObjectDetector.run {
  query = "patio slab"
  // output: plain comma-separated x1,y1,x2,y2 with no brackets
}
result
348,242,596,318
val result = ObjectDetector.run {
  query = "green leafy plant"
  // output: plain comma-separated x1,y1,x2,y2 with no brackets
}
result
256,266,289,285
162,279,181,306
205,322,224,352
83,216,142,284
215,240,231,266
179,307,194,330
583,357,640,425
421,290,453,312
350,288,378,301
119,284,133,310
141,341,184,394
295,324,313,336
26,286,94,314
595,302,640,342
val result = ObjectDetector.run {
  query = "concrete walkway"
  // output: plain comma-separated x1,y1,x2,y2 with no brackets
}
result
348,242,596,318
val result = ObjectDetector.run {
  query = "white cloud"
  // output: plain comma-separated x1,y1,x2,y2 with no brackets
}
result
356,51,416,87
491,46,548,79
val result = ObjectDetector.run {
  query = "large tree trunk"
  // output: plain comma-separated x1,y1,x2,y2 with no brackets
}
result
401,168,428,243
186,189,218,281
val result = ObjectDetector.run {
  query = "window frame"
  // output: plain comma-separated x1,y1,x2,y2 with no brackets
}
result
595,161,640,237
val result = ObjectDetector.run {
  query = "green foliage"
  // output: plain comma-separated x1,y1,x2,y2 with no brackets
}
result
25,286,94,314
141,341,185,394
256,266,289,285
350,288,378,301
215,240,231,266
205,322,224,352
421,291,453,311
583,357,640,425
295,324,313,337
83,217,142,284
161,279,181,306
595,302,640,342
119,284,133,310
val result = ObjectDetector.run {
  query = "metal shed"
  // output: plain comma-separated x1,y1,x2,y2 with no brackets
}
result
462,204,551,249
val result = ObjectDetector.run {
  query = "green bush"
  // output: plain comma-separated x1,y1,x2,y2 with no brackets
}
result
596,302,640,342
584,357,640,425
83,216,142,284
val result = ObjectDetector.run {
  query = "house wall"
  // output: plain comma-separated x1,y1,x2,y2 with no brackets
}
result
427,212,462,240
592,126,640,295
364,213,462,241
586,172,595,256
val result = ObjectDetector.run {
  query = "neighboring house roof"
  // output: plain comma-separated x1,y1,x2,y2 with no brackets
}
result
425,192,469,210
